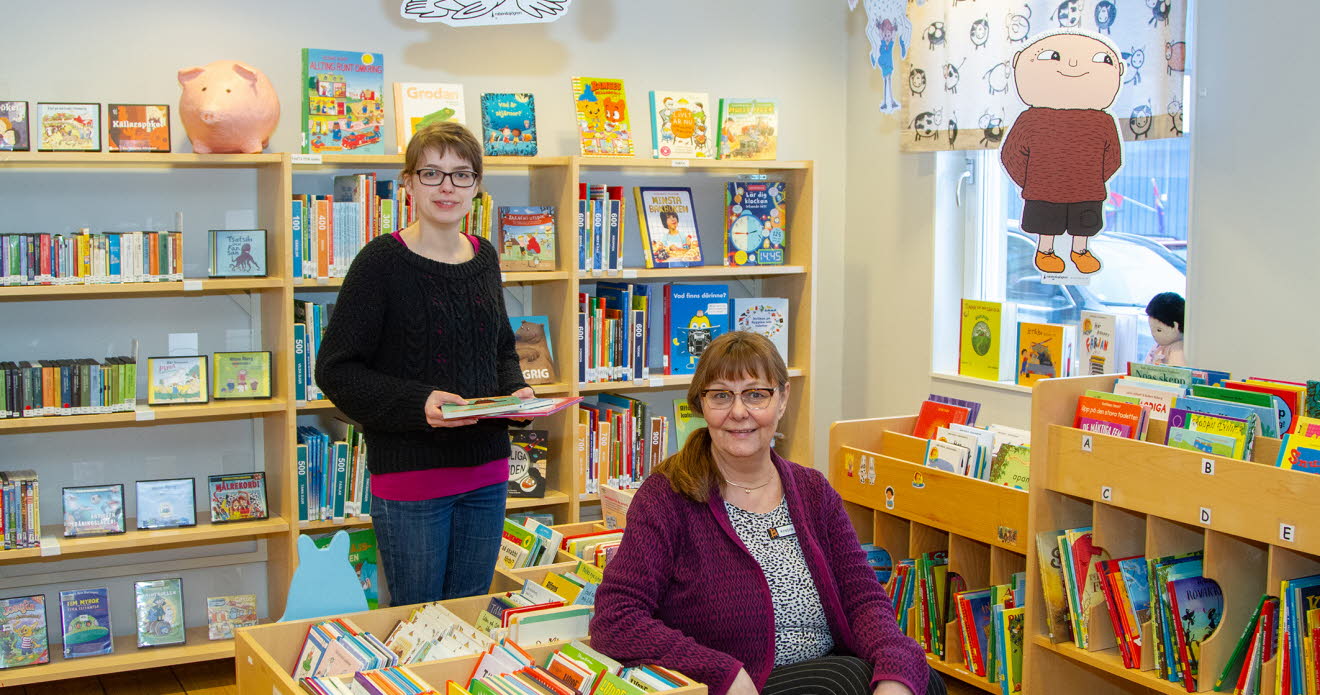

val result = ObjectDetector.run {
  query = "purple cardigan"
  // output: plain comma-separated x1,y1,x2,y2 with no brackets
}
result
589,451,929,695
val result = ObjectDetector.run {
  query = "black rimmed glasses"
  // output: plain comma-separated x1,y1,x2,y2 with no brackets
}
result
412,168,479,188
700,387,778,411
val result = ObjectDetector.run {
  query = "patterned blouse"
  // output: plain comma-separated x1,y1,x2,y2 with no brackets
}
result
725,497,835,666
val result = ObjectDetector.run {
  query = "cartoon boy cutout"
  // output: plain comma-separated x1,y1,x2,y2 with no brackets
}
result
1001,30,1124,275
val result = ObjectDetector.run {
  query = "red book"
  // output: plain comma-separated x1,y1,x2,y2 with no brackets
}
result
1226,380,1304,434
954,594,984,676
1166,579,1195,692
1095,559,1133,668
1074,395,1144,439
1233,612,1261,694
913,400,972,439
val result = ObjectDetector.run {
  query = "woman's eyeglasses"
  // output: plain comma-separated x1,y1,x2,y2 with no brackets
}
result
700,387,777,410
412,168,479,188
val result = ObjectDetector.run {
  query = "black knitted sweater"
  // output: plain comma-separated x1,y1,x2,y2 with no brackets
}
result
313,234,529,475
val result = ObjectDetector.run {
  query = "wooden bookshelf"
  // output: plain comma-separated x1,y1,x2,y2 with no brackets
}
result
829,414,1030,693
0,625,241,688
0,517,289,565
1023,374,1314,695
2,153,813,685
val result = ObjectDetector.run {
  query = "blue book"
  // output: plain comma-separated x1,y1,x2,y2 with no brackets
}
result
290,199,303,279
60,588,112,658
135,478,197,530
1116,556,1151,637
293,322,307,402
106,233,121,279
1177,395,1279,438
723,181,787,266
480,93,538,156
1166,575,1223,690
666,284,730,375
1285,574,1320,690
296,444,309,522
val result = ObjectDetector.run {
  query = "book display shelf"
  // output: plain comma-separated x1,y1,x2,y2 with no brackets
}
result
829,415,1029,693
0,152,814,685
1023,374,1310,694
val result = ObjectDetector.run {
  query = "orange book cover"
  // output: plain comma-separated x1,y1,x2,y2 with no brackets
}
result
913,399,971,439
315,198,331,277
107,104,170,153
1073,396,1143,439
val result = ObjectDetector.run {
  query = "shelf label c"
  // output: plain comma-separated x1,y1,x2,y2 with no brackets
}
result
1100,486,1113,502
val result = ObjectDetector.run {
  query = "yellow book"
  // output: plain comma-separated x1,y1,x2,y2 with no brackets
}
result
1307,607,1320,695
447,681,474,695
543,572,584,603
959,299,1003,381
575,561,605,584
1015,321,1075,387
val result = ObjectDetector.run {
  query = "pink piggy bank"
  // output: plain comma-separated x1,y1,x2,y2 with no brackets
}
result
178,60,280,154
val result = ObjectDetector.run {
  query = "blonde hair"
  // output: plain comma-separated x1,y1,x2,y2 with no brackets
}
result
653,331,789,503
402,121,484,181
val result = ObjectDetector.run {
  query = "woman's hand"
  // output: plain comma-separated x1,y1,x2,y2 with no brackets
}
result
727,668,759,695
511,386,536,399
873,681,915,695
423,390,478,428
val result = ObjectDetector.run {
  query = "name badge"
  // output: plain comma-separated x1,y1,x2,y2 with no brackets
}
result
767,524,796,540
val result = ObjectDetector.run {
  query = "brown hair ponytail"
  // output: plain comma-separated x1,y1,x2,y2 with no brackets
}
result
654,427,720,503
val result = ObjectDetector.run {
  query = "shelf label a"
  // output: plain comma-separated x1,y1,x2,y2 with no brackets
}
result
1280,523,1296,543
1081,434,1093,452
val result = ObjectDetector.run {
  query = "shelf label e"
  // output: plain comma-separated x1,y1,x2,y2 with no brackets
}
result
1199,507,1212,525
1280,523,1296,543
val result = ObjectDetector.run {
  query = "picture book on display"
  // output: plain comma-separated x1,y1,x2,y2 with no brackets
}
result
724,181,787,266
208,472,268,522
508,315,557,385
0,595,48,669
665,284,730,375
59,588,113,658
442,396,582,419
134,578,185,647
213,350,272,400
136,478,197,530
717,98,777,160
392,82,464,152
36,103,100,151
301,48,385,154
206,594,258,640
107,104,170,153
571,76,633,156
1016,321,1075,387
959,299,1017,382
733,297,789,362
635,186,702,269
62,484,125,537
913,399,971,439
1078,310,1137,376
648,90,713,159
0,101,29,151
481,92,538,156
508,429,550,499
497,206,556,271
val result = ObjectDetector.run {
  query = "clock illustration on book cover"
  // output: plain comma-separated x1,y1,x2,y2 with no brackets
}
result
728,212,766,265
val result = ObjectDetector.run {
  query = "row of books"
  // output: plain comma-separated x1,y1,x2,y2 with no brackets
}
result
0,356,138,418
0,230,184,286
1076,363,1320,470
294,298,331,401
295,604,490,681
463,638,688,695
959,301,1140,385
499,516,571,571
297,420,371,523
292,176,412,279
910,396,1033,489
0,582,258,670
577,396,672,495
1,470,38,550
953,580,1027,694
0,102,169,153
1217,573,1320,695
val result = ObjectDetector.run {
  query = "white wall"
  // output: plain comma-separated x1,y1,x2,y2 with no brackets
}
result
841,1,1308,429
2,0,851,623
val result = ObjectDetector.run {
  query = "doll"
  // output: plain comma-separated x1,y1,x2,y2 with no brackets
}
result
1145,291,1185,366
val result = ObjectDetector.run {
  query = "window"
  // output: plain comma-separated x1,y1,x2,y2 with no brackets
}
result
942,135,1191,371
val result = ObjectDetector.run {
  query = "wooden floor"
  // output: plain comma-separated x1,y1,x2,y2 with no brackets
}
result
0,660,235,695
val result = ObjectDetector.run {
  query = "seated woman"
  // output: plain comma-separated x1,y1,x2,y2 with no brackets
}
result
590,332,943,695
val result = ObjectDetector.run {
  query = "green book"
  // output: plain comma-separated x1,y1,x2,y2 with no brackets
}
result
1084,389,1143,406
1213,594,1268,691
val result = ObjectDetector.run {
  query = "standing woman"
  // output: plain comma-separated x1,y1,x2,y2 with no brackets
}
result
315,121,531,606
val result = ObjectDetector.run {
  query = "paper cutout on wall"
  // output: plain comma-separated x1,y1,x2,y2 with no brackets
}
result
400,0,571,27
1000,30,1124,283
849,0,917,114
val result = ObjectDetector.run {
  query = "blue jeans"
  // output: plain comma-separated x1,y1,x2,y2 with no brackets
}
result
370,481,506,606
